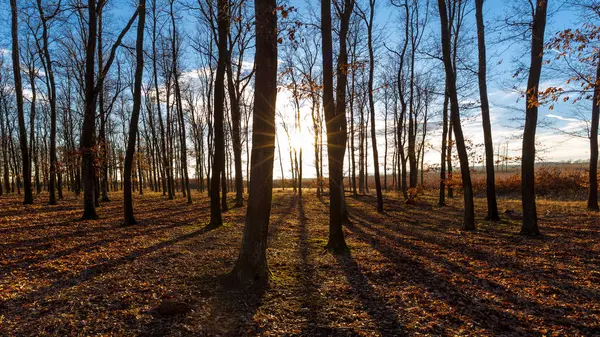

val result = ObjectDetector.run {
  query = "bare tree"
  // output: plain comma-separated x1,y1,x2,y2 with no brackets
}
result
521,0,548,236
207,0,229,229
231,0,278,285
322,0,355,251
475,0,499,221
123,0,146,225
10,0,34,205
437,0,475,230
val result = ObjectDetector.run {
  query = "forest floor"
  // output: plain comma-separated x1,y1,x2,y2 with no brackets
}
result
1,189,599,336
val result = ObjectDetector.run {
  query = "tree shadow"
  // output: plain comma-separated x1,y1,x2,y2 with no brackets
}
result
295,196,333,335
141,273,267,336
346,208,596,335
0,227,211,317
333,251,407,336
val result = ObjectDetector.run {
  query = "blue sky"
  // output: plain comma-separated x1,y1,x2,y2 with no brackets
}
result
0,0,594,180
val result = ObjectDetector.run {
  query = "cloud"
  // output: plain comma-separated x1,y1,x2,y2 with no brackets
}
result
546,114,581,122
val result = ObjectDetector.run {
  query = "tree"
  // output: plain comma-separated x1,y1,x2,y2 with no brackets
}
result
34,0,60,205
207,0,229,229
80,3,138,219
475,0,500,221
322,0,355,252
231,0,278,285
437,0,475,230
169,0,192,204
10,0,34,205
521,0,548,236
123,0,146,225
357,0,383,212
226,0,254,207
542,3,600,211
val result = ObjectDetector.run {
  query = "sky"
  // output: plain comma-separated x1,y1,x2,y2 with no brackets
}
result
0,0,594,180
277,0,592,179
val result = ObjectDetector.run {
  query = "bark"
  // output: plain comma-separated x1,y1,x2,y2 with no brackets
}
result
170,0,192,204
123,0,146,226
0,94,9,193
151,0,171,198
363,0,383,212
437,0,475,230
37,0,59,206
10,0,34,205
231,0,277,285
98,6,110,203
588,56,600,212
439,83,448,206
322,0,354,252
226,48,245,207
475,0,499,221
521,0,547,236
81,3,138,219
208,0,229,228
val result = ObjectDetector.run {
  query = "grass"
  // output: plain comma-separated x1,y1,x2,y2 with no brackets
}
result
0,188,599,336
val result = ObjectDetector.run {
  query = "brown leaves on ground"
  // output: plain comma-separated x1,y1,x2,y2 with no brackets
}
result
0,190,599,336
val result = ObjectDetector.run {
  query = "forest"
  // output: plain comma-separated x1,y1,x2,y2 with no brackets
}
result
0,0,599,335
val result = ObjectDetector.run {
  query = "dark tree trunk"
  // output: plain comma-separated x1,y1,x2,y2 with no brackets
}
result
98,7,110,203
322,0,354,252
80,0,99,219
447,120,454,198
437,0,475,230
364,0,383,212
151,0,171,199
170,0,192,204
123,0,146,226
230,0,277,285
475,0,499,221
521,0,547,236
439,83,448,206
208,0,228,229
226,52,245,207
36,0,59,206
10,0,33,205
588,56,600,211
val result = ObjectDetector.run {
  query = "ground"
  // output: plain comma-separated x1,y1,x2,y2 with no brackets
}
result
0,189,599,336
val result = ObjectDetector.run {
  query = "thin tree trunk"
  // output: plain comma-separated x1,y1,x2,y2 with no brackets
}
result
439,83,448,206
10,0,33,205
438,0,475,230
475,0,500,221
587,56,600,211
521,0,547,236
322,0,354,252
123,0,146,226
364,0,383,212
208,0,228,229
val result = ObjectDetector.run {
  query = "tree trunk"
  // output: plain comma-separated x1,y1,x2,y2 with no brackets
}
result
475,0,500,221
322,0,354,252
437,0,475,230
521,0,547,236
231,0,277,285
170,0,192,204
123,0,146,226
208,0,229,229
80,0,99,218
365,0,383,212
10,0,34,205
439,83,448,206
226,57,244,207
588,56,600,211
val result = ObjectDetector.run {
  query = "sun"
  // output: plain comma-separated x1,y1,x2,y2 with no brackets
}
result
289,128,311,151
